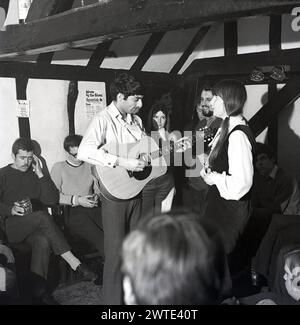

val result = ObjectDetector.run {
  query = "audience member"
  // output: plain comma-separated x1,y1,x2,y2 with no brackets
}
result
234,142,300,271
51,134,104,284
252,215,300,288
121,210,226,305
0,138,96,304
240,246,300,305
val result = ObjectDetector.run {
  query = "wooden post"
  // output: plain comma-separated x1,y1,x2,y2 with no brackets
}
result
15,76,30,139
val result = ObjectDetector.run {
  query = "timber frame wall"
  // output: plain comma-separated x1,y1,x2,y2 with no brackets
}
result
1,0,300,156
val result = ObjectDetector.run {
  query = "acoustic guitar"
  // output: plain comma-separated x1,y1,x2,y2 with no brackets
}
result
93,132,206,201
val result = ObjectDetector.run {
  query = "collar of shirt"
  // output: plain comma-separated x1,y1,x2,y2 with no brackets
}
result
207,115,246,150
269,164,279,179
228,115,246,132
107,101,134,125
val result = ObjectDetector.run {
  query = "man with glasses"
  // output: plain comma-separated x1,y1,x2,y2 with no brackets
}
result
77,73,147,304
51,134,104,284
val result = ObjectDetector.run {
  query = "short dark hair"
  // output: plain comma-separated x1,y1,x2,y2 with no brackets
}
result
121,210,225,305
255,142,275,160
63,134,83,152
109,73,142,101
12,138,34,155
195,82,214,104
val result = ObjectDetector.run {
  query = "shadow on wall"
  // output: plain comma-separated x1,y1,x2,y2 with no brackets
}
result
278,101,300,181
252,91,300,181
32,139,50,177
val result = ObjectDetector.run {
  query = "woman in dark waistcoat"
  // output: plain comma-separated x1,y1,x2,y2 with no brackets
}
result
200,79,256,254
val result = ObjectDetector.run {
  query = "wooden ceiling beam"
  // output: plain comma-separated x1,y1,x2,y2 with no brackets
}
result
0,60,181,86
0,0,298,58
224,20,238,56
87,41,113,67
130,32,165,72
170,25,210,75
184,48,300,78
249,76,300,136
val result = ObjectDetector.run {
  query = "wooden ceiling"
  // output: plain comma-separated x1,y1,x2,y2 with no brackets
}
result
0,0,299,58
1,0,300,142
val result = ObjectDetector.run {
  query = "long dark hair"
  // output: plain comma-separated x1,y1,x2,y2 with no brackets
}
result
146,102,170,134
209,80,247,165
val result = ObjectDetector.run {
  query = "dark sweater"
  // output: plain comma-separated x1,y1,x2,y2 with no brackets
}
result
251,167,293,217
0,165,59,218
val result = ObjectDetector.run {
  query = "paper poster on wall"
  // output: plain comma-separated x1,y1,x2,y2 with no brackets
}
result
85,89,105,119
17,99,30,118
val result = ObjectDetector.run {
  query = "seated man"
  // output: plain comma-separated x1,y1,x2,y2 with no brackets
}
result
231,142,300,271
121,210,226,305
240,246,300,305
0,138,96,304
252,142,300,219
50,134,104,283
252,214,300,288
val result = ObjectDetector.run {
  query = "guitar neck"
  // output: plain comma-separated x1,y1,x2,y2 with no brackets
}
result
149,132,204,160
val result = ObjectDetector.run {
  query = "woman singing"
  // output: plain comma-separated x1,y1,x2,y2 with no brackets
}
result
200,79,256,254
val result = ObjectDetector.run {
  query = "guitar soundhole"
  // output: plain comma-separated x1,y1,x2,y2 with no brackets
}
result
131,153,152,180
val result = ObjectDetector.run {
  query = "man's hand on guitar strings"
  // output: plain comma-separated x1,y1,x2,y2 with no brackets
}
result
117,157,146,172
175,137,192,153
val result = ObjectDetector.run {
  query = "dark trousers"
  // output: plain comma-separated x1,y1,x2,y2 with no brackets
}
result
182,184,208,217
253,214,300,279
5,211,70,279
101,195,142,305
142,174,174,218
68,206,104,257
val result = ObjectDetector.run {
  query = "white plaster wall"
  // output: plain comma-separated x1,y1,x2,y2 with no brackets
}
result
238,16,269,54
277,84,300,180
282,13,300,50
28,79,69,171
4,0,18,26
101,35,149,70
244,84,268,144
179,23,224,74
143,28,199,73
27,79,106,171
0,78,19,167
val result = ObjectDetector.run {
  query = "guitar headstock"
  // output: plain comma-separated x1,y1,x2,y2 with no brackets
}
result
198,126,216,144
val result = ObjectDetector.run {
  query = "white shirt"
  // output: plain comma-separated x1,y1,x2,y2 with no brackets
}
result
208,115,254,200
77,102,146,167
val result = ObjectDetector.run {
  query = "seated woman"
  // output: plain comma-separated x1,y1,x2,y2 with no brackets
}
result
50,135,104,282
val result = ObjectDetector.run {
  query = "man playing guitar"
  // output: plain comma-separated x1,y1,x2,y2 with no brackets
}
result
78,73,147,304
